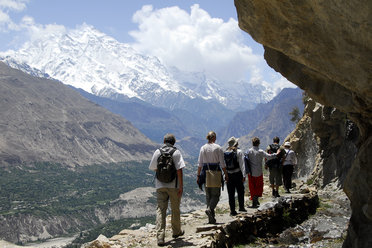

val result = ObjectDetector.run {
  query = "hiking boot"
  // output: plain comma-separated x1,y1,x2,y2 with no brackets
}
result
230,211,238,216
285,189,291,193
275,190,280,197
157,240,165,246
239,208,247,212
272,189,276,197
172,230,184,238
251,196,259,208
206,209,216,224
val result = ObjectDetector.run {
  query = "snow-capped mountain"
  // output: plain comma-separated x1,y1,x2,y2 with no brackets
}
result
170,66,275,110
0,23,274,111
0,24,190,103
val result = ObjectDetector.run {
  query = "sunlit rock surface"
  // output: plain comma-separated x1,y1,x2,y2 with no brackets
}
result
234,0,372,246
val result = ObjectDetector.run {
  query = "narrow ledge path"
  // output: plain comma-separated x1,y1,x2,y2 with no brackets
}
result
84,183,318,248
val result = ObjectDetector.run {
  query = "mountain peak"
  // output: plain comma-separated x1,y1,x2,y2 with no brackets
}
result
0,24,276,111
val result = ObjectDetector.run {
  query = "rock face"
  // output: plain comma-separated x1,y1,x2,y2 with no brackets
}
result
286,98,358,186
234,0,372,247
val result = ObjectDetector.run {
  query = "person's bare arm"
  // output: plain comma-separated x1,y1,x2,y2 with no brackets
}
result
222,167,229,182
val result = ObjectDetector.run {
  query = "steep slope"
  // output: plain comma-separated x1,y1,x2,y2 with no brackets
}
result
220,87,303,149
0,62,156,167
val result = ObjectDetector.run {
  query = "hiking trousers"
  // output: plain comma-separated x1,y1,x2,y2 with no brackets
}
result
227,171,245,211
205,187,221,214
282,164,294,190
156,187,182,242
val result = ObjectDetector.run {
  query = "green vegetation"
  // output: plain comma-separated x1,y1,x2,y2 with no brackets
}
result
0,161,154,216
306,177,314,185
0,158,204,245
0,159,202,215
289,106,301,123
318,199,333,210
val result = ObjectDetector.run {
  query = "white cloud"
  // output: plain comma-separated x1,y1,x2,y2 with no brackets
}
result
0,0,28,11
19,16,67,42
0,0,28,31
129,4,265,83
130,4,290,88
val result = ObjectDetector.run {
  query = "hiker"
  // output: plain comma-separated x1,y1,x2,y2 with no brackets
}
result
149,133,185,246
224,136,246,216
246,137,278,208
281,141,297,193
197,131,228,224
265,136,283,197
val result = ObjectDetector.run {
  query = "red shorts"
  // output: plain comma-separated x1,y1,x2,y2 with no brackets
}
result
248,174,263,199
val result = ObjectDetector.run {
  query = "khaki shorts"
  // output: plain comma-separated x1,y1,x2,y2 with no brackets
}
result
269,167,282,185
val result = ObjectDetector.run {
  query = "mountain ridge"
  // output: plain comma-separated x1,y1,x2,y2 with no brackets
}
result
220,87,304,150
0,62,156,166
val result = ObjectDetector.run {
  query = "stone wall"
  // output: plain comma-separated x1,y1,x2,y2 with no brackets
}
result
213,193,319,247
234,0,372,247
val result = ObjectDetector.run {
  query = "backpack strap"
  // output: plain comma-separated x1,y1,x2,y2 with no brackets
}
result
281,149,290,165
170,148,177,188
161,145,177,154
166,146,178,188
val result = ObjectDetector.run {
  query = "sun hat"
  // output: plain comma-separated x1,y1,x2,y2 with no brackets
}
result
228,136,239,148
284,141,291,147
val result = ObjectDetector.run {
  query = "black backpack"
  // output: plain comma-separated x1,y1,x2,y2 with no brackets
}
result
156,146,177,183
266,144,281,168
224,150,240,171
244,152,251,175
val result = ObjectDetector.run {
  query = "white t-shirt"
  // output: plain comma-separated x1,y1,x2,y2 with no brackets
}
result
198,142,226,168
283,149,297,166
149,147,185,189
247,146,277,177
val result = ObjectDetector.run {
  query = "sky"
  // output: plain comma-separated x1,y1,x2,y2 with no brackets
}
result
0,0,294,89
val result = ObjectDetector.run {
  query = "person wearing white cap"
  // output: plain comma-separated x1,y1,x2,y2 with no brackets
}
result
281,141,297,193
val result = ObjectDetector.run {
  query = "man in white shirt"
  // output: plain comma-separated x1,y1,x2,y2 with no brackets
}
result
197,131,228,224
149,134,185,246
247,137,277,208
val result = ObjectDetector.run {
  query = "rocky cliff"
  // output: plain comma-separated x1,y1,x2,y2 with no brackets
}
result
234,0,371,246
287,98,359,186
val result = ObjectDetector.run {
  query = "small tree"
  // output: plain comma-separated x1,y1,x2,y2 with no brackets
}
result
289,106,301,123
